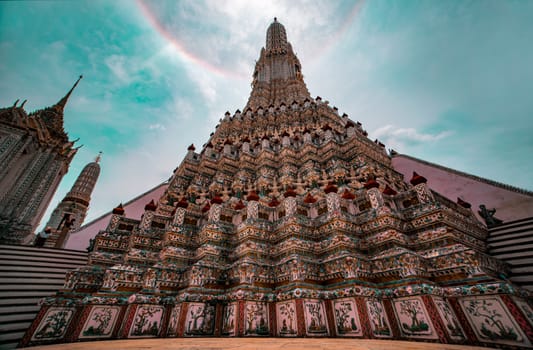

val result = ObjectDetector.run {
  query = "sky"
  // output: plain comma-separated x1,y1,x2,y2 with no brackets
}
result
1,0,532,230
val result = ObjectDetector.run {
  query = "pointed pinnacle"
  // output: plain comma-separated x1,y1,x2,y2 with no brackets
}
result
56,75,83,111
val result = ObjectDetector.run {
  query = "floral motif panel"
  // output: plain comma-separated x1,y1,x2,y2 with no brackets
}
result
365,299,393,338
460,296,530,347
392,297,437,339
303,299,329,336
432,297,465,341
31,307,75,341
514,298,533,327
244,301,269,336
79,306,120,339
333,298,362,337
184,303,215,336
128,304,164,338
166,304,182,337
221,303,237,336
276,301,297,336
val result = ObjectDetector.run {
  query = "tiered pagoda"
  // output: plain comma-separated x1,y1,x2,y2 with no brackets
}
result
0,77,82,245
42,152,102,248
22,19,533,348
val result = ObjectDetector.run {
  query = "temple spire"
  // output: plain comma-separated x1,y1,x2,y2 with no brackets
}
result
55,75,82,111
95,151,102,163
245,19,310,110
266,17,288,55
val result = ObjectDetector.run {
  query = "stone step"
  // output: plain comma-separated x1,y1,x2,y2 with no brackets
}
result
0,305,40,316
0,330,25,342
511,266,533,274
490,222,533,234
0,254,87,266
490,217,533,230
0,271,68,280
0,244,87,257
510,275,533,283
0,248,88,262
0,283,64,291
505,258,533,267
520,284,533,292
0,340,24,350
0,343,19,350
0,312,37,324
491,250,533,261
489,222,533,238
0,297,41,306
489,243,533,254
0,276,65,290
488,236,533,248
0,245,88,350
0,259,85,270
0,291,54,299
488,230,533,243
0,321,31,333
0,265,74,274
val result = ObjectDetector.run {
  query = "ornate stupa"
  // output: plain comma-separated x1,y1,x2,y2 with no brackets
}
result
21,20,532,349
43,152,102,248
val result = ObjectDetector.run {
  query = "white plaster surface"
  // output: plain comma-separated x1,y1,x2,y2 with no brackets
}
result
64,183,168,251
392,155,533,223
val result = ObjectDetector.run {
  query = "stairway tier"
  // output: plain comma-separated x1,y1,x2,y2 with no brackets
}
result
0,245,87,349
488,218,533,292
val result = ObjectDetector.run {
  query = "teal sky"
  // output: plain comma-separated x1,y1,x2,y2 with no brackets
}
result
1,0,532,228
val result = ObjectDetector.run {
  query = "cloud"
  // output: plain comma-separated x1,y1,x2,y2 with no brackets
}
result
105,55,131,84
148,123,166,131
139,0,359,77
372,124,452,151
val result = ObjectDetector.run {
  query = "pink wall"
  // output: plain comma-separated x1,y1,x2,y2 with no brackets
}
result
64,183,168,251
392,155,533,224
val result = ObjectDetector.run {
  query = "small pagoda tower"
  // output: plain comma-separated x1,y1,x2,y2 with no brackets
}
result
43,152,102,248
22,20,532,349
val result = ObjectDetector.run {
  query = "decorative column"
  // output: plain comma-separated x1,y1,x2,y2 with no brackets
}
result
364,178,391,215
107,203,125,231
324,183,340,218
223,140,232,156
283,187,297,216
281,132,290,147
322,125,333,141
139,200,157,231
208,204,222,222
303,129,312,143
345,121,356,137
242,138,250,153
410,172,434,203
171,198,188,229
246,191,260,220
186,144,196,159
261,136,270,150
